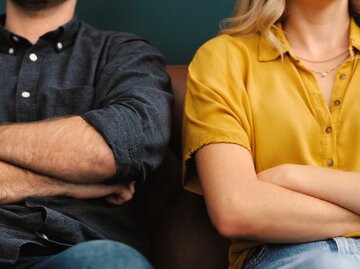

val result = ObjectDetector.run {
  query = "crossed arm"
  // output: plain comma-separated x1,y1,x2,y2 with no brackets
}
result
0,116,134,205
258,163,360,215
196,143,360,243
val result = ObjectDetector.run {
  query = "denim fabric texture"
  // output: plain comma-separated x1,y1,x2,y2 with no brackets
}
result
243,237,360,269
0,14,172,265
2,240,153,269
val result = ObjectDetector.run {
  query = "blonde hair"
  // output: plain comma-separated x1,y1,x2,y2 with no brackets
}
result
221,0,360,52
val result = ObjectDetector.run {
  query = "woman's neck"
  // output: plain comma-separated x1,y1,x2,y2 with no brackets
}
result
5,0,76,44
283,0,350,58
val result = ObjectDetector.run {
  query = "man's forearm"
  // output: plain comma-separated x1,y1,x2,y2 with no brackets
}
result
0,116,116,183
0,161,134,205
259,164,360,215
0,160,67,204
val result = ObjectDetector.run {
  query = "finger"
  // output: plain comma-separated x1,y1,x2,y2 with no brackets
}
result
129,181,136,194
117,188,133,201
105,194,126,205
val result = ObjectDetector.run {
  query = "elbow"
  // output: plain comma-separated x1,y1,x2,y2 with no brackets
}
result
213,215,257,240
209,201,260,240
99,154,117,179
212,215,238,239
83,150,117,182
95,150,117,179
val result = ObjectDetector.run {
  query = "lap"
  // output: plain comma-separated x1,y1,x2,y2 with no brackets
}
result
243,238,360,269
279,252,360,269
6,240,152,269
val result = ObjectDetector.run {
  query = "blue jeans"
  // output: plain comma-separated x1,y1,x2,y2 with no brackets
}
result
243,237,360,269
6,240,153,269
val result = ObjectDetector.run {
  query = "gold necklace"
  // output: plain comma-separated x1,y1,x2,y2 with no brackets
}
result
295,49,349,63
298,53,350,78
310,61,345,77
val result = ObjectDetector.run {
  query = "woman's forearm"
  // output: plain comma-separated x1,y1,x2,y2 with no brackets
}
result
197,144,360,243
259,164,360,214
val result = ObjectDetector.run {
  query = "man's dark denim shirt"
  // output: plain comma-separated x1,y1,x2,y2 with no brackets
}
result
0,15,172,264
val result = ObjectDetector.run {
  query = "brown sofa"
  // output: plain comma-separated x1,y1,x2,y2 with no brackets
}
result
148,66,230,269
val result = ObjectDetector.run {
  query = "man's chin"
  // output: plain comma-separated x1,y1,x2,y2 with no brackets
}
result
10,0,69,12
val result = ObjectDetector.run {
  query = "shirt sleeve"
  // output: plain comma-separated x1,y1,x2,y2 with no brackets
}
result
82,35,173,183
183,35,253,194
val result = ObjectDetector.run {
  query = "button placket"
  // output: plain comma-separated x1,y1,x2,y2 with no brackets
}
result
324,64,351,169
298,67,337,170
15,50,41,122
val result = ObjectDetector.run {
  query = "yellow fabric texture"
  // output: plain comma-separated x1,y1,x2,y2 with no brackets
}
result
183,19,360,269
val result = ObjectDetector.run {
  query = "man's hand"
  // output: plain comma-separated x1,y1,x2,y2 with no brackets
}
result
104,181,135,205
66,181,136,205
0,161,135,206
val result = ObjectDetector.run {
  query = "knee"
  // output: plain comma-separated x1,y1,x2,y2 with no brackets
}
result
57,240,152,269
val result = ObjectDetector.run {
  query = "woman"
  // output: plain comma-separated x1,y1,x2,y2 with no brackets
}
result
183,0,360,268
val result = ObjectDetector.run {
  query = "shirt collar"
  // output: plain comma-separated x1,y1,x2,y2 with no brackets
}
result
349,17,360,53
257,23,290,62
257,17,360,62
0,14,80,53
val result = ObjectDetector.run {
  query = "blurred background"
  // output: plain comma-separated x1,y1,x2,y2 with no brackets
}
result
0,0,235,64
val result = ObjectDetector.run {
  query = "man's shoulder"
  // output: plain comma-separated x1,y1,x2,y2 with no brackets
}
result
78,20,149,46
73,20,164,66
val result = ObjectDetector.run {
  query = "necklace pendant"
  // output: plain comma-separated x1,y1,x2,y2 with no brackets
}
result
321,72,327,77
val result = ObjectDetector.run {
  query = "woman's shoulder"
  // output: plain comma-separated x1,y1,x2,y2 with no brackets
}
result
196,33,259,57
190,33,259,77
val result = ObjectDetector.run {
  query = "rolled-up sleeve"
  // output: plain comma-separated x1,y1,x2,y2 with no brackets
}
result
82,35,173,182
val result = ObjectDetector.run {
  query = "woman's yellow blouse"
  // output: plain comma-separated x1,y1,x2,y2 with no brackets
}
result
183,19,360,268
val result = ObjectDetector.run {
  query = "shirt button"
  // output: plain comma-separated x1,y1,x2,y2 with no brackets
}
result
40,233,49,240
339,74,347,80
325,127,333,133
8,48,14,55
29,53,38,62
12,35,19,42
327,159,334,167
56,42,63,51
21,91,31,98
334,100,341,106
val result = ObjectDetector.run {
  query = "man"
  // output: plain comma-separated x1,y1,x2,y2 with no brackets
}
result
0,0,172,268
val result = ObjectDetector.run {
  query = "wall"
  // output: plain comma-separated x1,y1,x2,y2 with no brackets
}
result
0,0,235,64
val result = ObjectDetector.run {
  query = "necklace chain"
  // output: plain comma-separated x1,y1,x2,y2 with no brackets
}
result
296,52,350,78
295,49,349,63
310,61,346,77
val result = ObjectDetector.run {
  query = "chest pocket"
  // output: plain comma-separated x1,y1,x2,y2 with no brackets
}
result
54,86,95,117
